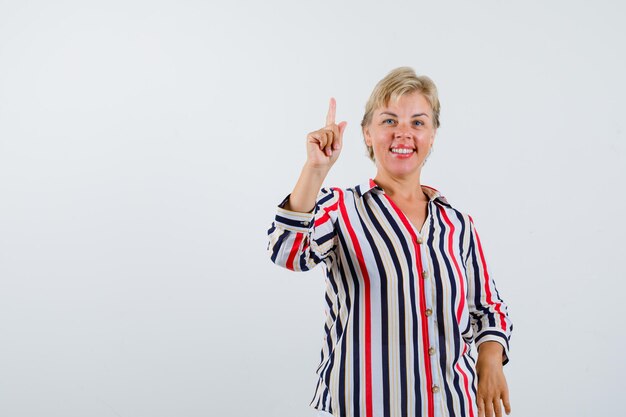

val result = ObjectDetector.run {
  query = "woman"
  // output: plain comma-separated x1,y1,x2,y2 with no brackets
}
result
267,67,512,417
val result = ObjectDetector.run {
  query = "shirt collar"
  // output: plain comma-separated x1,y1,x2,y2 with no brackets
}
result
356,178,451,206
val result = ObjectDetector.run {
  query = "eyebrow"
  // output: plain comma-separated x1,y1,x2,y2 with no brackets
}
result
380,111,429,118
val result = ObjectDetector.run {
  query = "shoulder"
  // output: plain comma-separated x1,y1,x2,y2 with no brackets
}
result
425,185,474,226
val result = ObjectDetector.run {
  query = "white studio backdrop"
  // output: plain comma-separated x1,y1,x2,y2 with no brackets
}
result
0,1,624,416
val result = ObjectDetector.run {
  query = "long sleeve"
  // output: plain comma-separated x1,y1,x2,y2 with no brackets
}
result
267,187,340,272
465,215,513,365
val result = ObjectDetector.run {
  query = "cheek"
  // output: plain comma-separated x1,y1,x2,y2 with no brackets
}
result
373,138,390,152
371,130,392,147
418,132,434,146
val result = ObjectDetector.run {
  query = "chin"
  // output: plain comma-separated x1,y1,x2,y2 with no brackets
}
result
378,161,422,178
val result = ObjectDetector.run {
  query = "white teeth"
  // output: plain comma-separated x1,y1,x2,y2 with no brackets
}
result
391,148,414,154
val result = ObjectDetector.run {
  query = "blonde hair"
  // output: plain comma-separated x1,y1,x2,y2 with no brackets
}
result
361,67,440,162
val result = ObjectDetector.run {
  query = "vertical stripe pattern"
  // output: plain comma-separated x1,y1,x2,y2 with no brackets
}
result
267,180,513,417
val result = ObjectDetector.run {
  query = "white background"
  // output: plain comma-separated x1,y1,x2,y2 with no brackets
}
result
1,1,624,416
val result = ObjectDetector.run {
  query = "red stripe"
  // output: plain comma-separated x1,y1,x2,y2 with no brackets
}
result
470,217,507,331
286,232,304,271
439,207,466,323
455,362,475,417
457,339,475,417
336,188,373,417
314,201,339,227
383,195,434,417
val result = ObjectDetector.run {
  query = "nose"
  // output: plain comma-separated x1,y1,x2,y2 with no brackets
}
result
394,127,412,139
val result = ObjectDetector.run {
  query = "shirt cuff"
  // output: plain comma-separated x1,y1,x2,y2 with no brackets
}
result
274,194,315,233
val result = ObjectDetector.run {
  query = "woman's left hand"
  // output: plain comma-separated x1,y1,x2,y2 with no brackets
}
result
476,341,511,417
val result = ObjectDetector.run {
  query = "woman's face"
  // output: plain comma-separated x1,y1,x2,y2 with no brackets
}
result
363,92,436,179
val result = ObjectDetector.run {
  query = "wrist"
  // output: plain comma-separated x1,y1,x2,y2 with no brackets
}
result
285,163,330,213
303,161,331,178
477,341,505,367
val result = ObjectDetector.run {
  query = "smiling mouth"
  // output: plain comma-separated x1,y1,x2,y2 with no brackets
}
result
390,147,415,154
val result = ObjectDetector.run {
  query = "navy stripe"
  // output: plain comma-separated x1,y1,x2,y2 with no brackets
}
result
359,202,391,417
316,231,335,246
372,193,410,417
475,330,510,350
274,214,310,229
270,230,290,264
336,227,361,417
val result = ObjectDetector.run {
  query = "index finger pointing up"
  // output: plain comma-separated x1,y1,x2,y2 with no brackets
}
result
326,97,336,127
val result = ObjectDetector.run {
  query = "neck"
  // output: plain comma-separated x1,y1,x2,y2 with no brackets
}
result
373,170,428,202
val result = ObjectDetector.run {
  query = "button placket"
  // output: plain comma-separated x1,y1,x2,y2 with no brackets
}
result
413,211,443,404
418,239,443,401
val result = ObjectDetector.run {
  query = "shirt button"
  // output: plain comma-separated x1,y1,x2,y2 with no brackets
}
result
428,347,436,355
425,309,433,317
303,221,309,226
422,270,429,279
432,385,440,393
416,236,423,244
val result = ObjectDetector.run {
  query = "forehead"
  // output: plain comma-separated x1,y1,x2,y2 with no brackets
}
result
380,92,432,114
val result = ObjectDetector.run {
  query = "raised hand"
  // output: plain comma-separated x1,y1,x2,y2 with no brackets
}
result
305,97,348,171
284,98,348,213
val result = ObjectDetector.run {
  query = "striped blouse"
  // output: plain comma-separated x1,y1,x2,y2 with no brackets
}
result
267,179,512,417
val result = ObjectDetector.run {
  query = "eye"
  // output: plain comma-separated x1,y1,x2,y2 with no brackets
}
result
383,118,396,125
413,120,424,126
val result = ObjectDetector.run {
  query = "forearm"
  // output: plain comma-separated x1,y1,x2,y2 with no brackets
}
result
284,163,330,213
